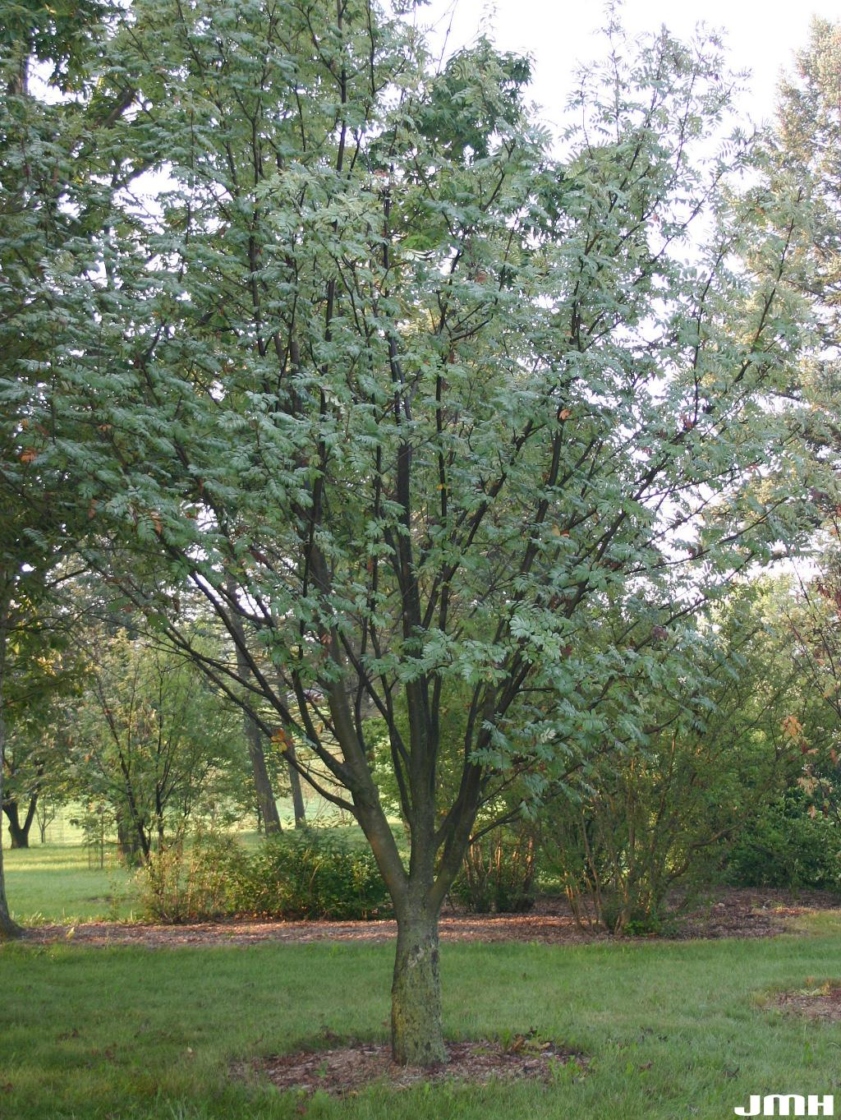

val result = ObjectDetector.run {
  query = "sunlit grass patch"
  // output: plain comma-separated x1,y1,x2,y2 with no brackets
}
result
4,843,136,923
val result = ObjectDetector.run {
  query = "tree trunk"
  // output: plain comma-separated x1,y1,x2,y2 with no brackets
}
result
3,795,36,848
391,903,447,1066
6,806,29,848
116,810,143,868
350,774,448,1067
226,576,282,834
0,828,20,939
245,719,282,835
0,585,23,939
286,744,307,828
0,785,21,937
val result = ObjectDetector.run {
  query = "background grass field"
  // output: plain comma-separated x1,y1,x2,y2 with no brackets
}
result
2,843,135,923
0,808,381,929
0,799,360,924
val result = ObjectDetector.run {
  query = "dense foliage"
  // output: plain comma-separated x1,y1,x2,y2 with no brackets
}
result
139,827,390,922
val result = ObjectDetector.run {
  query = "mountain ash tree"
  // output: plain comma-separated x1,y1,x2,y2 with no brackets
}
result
8,0,813,1061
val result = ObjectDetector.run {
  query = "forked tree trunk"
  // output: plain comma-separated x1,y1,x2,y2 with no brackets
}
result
351,789,450,1067
4,794,37,848
326,667,471,1068
391,902,446,1066
7,812,29,848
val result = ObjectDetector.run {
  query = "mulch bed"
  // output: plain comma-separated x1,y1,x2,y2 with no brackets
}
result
773,982,841,1021
672,888,841,940
241,1036,588,1097
21,888,841,949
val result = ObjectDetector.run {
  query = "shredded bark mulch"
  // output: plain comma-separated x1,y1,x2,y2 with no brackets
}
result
21,888,841,949
773,982,841,1021
673,888,841,940
240,1036,588,1097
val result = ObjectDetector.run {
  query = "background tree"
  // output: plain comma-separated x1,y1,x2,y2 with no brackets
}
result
1,596,85,848
757,20,841,861
775,19,841,353
67,626,245,864
773,546,841,824
9,0,815,1061
541,583,818,931
769,20,841,521
0,0,123,935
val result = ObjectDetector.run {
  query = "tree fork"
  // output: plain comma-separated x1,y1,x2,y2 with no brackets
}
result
3,799,34,849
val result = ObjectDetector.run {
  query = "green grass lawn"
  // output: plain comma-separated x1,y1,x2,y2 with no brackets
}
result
3,917,841,1119
4,845,841,1119
3,844,139,923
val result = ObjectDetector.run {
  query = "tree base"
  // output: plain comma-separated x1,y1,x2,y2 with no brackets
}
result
391,912,447,1067
0,913,23,940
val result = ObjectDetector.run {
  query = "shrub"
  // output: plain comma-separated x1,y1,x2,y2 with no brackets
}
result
232,830,391,920
138,827,391,922
450,827,537,913
725,795,841,891
138,829,247,922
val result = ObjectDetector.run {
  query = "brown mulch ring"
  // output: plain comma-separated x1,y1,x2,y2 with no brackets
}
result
21,888,841,950
240,1036,588,1097
772,981,841,1021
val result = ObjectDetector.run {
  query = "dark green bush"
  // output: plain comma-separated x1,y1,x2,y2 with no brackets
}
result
138,827,391,922
725,795,841,890
596,894,674,936
138,829,247,922
232,830,391,920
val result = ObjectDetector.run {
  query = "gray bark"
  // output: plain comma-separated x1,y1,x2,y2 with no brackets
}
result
244,715,282,835
323,650,465,1066
391,903,446,1065
286,743,306,827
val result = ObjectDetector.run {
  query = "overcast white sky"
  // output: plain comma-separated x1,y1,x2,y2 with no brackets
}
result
420,0,841,129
